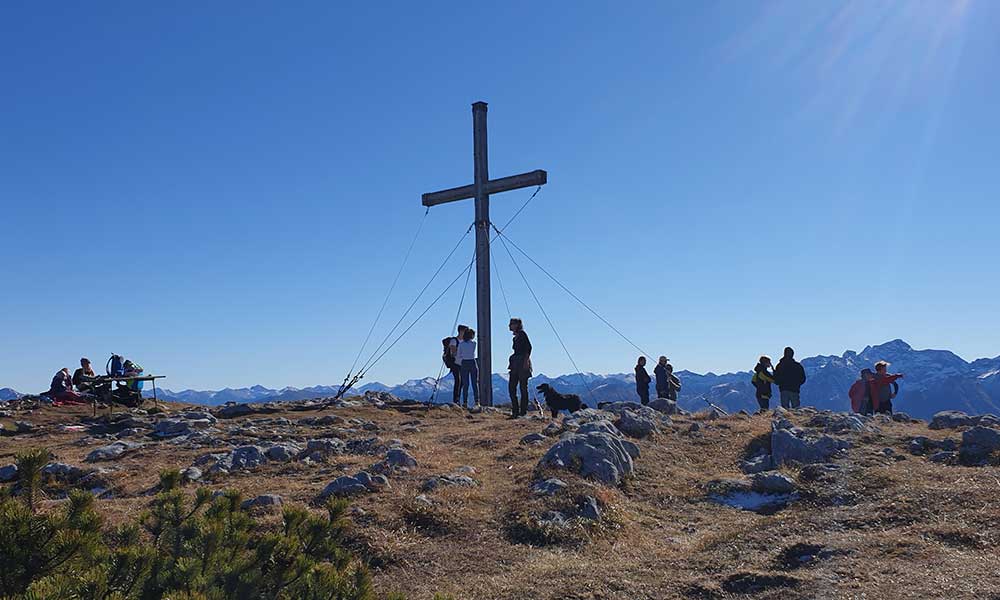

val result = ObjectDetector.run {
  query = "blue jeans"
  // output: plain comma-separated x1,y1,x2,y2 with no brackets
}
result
460,359,479,406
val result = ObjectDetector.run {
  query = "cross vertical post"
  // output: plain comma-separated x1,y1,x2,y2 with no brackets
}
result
422,102,547,409
472,101,493,407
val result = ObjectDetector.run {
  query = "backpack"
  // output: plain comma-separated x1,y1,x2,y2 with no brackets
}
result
107,354,125,377
442,337,458,369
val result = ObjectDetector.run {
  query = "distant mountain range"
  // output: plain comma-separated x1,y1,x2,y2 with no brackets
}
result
4,341,999,419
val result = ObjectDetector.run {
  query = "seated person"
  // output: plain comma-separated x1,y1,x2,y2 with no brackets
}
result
48,368,87,405
72,357,97,392
113,359,145,407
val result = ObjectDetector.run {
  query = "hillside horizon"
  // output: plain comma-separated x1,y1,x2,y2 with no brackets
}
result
8,339,1000,420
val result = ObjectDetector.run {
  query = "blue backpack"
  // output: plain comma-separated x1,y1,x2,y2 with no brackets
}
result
107,354,125,377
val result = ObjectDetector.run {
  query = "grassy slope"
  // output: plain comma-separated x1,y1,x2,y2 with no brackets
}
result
2,402,998,599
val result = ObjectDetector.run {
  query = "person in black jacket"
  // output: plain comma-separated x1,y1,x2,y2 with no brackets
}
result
635,356,651,405
508,318,532,418
773,346,807,409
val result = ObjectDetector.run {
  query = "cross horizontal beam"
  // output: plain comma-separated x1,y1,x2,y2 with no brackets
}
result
422,169,547,207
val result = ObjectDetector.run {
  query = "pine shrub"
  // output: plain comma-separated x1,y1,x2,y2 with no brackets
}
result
1,453,385,600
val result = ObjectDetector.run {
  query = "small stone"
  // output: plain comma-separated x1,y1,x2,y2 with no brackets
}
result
929,451,957,464
531,478,568,496
0,464,17,482
579,496,601,520
521,433,547,445
181,466,203,482
414,494,433,507
741,454,774,474
751,472,797,494
241,494,283,510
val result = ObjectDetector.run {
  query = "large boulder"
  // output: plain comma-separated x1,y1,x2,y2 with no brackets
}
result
615,409,661,438
807,413,875,434
930,411,978,430
649,398,681,415
319,475,370,498
771,419,850,466
538,431,639,486
265,443,302,462
229,446,268,470
959,426,1000,466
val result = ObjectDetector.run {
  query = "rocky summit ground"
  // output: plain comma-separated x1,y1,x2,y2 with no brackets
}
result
3,393,1000,600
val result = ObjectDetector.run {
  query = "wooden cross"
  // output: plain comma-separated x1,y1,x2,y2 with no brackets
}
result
422,101,547,407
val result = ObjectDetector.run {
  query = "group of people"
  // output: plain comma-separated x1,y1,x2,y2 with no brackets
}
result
633,356,682,405
46,355,145,407
442,317,532,418
441,330,904,417
752,347,808,411
848,361,904,415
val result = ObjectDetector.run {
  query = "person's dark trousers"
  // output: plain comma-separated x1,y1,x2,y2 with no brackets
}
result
779,390,801,409
756,393,770,411
637,387,650,406
450,366,462,404
877,400,893,415
656,386,668,400
509,368,530,416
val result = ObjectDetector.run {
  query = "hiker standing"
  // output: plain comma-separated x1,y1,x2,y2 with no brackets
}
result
508,318,532,418
654,356,670,399
654,356,681,401
443,325,468,405
849,368,876,414
773,347,807,409
457,328,479,408
873,360,904,414
664,363,682,401
751,355,776,412
635,356,651,405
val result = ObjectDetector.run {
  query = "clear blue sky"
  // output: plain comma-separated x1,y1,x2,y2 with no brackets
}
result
3,1,998,393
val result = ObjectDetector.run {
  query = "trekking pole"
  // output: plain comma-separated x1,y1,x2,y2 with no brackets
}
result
702,398,729,416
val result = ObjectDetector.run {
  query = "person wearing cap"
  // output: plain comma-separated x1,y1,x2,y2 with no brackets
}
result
873,360,904,414
72,357,98,393
654,356,682,401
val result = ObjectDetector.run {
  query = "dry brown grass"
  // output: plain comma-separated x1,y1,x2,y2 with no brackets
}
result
3,403,1000,599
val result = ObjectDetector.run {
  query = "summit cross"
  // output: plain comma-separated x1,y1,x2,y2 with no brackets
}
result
422,101,547,407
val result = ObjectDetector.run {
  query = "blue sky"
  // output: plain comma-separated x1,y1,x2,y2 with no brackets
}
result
2,1,998,393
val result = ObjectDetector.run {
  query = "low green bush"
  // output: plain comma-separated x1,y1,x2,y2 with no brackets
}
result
1,448,387,600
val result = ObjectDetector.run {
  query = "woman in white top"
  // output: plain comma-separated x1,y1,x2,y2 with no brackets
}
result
457,328,479,408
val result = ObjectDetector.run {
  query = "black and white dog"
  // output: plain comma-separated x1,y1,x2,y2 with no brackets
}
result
536,383,585,419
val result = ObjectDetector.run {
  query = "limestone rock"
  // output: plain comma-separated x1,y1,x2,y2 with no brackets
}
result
86,441,142,462
771,420,850,466
538,431,639,486
959,426,1000,466
241,494,283,510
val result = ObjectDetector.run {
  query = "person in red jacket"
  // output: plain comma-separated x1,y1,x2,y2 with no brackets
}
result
849,369,875,414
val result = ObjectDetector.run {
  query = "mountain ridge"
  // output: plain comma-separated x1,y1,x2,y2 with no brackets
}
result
5,340,1000,419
